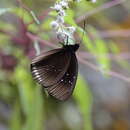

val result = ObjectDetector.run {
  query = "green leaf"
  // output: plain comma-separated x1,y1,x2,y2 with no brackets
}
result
109,41,120,54
109,41,130,70
41,18,54,30
14,66,35,115
77,26,96,53
73,75,93,130
10,102,22,130
65,9,76,26
13,65,45,130
87,26,110,71
11,7,33,23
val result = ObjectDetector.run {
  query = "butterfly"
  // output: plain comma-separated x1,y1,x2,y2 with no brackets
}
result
30,43,79,101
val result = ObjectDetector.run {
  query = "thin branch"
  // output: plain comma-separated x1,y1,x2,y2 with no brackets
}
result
78,56,130,83
17,0,42,55
34,40,41,55
76,0,126,23
78,52,130,60
26,32,58,48
27,9,50,26
99,29,130,38
0,29,14,36
17,0,30,12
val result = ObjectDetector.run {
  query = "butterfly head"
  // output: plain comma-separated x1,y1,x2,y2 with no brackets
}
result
63,44,79,52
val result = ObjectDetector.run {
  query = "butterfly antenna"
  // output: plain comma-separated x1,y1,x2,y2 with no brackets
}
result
79,20,86,44
66,35,69,45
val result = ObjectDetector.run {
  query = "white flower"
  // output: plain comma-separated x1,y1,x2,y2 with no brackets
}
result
51,3,62,11
50,0,97,45
56,29,75,45
56,16,64,24
67,26,76,34
58,9,66,16
50,21,59,30
57,31,67,42
60,1,68,8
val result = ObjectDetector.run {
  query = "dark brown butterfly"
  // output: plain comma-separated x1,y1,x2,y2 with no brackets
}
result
30,44,79,101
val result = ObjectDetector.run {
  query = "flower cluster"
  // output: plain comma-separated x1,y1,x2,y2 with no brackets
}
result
51,0,76,45
50,0,96,45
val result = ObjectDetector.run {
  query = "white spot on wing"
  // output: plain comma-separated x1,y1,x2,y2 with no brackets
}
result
66,73,69,76
61,79,63,82
33,69,38,72
36,75,40,78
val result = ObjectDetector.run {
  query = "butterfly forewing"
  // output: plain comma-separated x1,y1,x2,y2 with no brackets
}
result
31,49,61,64
46,53,78,101
31,49,71,87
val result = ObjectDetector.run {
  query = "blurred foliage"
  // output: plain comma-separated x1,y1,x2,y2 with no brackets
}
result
74,76,93,130
0,0,130,130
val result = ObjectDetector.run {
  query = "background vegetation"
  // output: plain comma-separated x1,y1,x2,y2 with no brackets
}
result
0,0,130,130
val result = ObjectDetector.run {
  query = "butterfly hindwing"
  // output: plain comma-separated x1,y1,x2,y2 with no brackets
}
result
31,48,71,87
46,53,78,101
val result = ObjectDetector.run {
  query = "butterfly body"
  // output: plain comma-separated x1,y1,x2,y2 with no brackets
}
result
63,44,79,52
31,44,79,101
